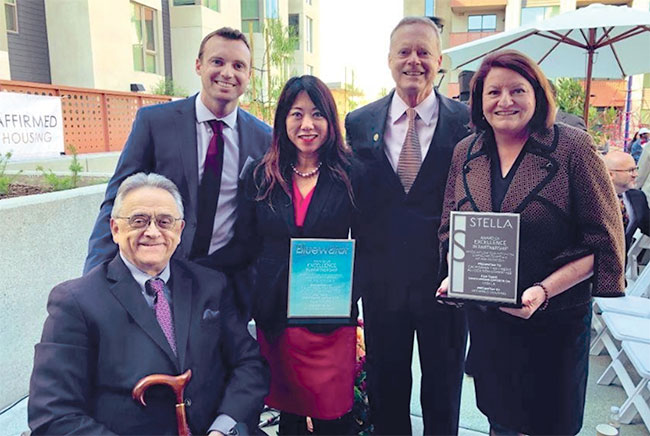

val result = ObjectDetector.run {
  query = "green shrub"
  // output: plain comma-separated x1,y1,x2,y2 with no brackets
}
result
37,145,84,191
0,152,20,195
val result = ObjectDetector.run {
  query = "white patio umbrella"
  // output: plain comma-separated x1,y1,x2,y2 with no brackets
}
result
443,3,650,124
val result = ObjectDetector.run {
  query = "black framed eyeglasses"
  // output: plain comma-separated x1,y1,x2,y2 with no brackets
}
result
115,214,182,230
610,167,639,174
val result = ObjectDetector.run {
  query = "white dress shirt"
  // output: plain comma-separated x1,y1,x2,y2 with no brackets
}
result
383,90,440,172
195,94,240,255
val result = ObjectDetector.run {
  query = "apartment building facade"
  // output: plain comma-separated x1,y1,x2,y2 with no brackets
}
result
0,0,319,96
404,0,650,124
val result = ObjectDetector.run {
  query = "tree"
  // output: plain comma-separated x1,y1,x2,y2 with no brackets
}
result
554,77,584,116
244,18,298,123
554,77,620,149
150,78,188,97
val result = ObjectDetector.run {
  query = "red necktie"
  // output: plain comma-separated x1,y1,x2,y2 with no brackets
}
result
191,120,225,257
619,195,630,229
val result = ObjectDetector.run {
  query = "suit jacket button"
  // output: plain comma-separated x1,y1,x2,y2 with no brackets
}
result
185,398,192,407
373,133,379,142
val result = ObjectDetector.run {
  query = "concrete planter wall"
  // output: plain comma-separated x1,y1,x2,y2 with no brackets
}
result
0,184,106,409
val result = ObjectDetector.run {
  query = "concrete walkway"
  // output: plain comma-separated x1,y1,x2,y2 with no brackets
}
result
3,347,648,436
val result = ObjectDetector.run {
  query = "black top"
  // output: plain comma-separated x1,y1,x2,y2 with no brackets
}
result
488,133,528,211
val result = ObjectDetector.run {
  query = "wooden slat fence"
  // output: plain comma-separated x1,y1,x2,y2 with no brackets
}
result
0,80,172,154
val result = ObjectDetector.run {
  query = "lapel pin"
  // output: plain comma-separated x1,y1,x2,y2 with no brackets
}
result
373,133,379,142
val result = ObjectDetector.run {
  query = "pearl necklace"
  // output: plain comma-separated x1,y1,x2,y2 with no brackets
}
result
291,162,322,178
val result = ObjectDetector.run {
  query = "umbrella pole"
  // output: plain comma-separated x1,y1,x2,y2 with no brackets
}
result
583,29,596,129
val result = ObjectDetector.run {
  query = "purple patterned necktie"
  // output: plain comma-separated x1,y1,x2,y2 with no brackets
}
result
146,278,177,356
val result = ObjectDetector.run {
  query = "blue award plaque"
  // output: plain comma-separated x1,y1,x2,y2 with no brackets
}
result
287,238,355,322
448,211,520,306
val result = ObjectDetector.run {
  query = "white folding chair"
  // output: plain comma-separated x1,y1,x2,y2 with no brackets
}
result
591,296,650,354
602,341,650,432
590,312,650,360
627,261,650,297
627,232,650,281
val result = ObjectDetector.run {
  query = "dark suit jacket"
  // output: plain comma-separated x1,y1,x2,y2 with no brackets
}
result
624,188,650,250
230,164,359,335
439,124,625,312
84,96,272,274
555,110,587,131
29,256,269,435
344,90,471,309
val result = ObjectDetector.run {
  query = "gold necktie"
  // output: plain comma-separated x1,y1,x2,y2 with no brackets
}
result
397,108,422,193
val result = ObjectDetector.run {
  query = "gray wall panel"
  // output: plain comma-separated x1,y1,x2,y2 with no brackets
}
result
7,0,51,83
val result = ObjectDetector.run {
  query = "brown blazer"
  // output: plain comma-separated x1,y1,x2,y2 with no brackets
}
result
439,123,625,312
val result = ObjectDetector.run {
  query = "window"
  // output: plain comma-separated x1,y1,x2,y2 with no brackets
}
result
173,0,219,11
203,0,219,11
266,0,278,18
306,0,312,5
467,14,496,32
241,0,260,33
289,14,300,50
5,0,17,33
520,6,558,27
131,2,158,73
425,0,435,17
306,16,313,53
307,65,314,75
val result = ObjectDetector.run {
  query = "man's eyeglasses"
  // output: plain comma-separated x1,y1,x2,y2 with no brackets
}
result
610,167,639,174
115,214,182,230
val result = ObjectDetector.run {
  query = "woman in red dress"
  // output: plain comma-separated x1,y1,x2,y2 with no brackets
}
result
233,75,360,434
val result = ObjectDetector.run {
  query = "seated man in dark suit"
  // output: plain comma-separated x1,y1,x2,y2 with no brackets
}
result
29,173,269,435
604,150,650,252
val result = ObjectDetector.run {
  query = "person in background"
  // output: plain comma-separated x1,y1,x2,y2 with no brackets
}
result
630,127,649,163
231,75,361,435
438,50,624,436
29,173,269,435
603,150,650,252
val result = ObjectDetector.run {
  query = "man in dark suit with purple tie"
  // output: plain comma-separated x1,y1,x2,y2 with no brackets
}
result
29,173,269,435
84,27,271,318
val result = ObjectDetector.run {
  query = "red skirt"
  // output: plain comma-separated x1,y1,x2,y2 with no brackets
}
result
257,326,356,420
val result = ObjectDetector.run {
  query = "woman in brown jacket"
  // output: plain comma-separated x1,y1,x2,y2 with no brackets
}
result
437,50,625,435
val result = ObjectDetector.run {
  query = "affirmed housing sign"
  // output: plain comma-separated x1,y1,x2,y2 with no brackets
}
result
0,92,64,160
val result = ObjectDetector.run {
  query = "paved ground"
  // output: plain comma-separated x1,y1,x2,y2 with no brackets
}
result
3,346,647,436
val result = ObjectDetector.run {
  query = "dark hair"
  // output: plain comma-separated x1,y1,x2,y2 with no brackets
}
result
469,49,556,132
197,27,250,59
255,75,354,204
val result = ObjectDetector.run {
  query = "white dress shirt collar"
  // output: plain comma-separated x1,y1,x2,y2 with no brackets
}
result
195,92,238,129
389,89,438,126
120,252,171,293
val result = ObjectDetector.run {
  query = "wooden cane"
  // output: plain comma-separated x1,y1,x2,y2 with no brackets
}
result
132,369,192,436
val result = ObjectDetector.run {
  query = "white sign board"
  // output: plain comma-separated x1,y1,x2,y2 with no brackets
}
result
0,92,65,160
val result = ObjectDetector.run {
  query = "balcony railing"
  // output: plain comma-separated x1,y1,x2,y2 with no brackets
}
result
449,31,500,48
451,0,507,11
